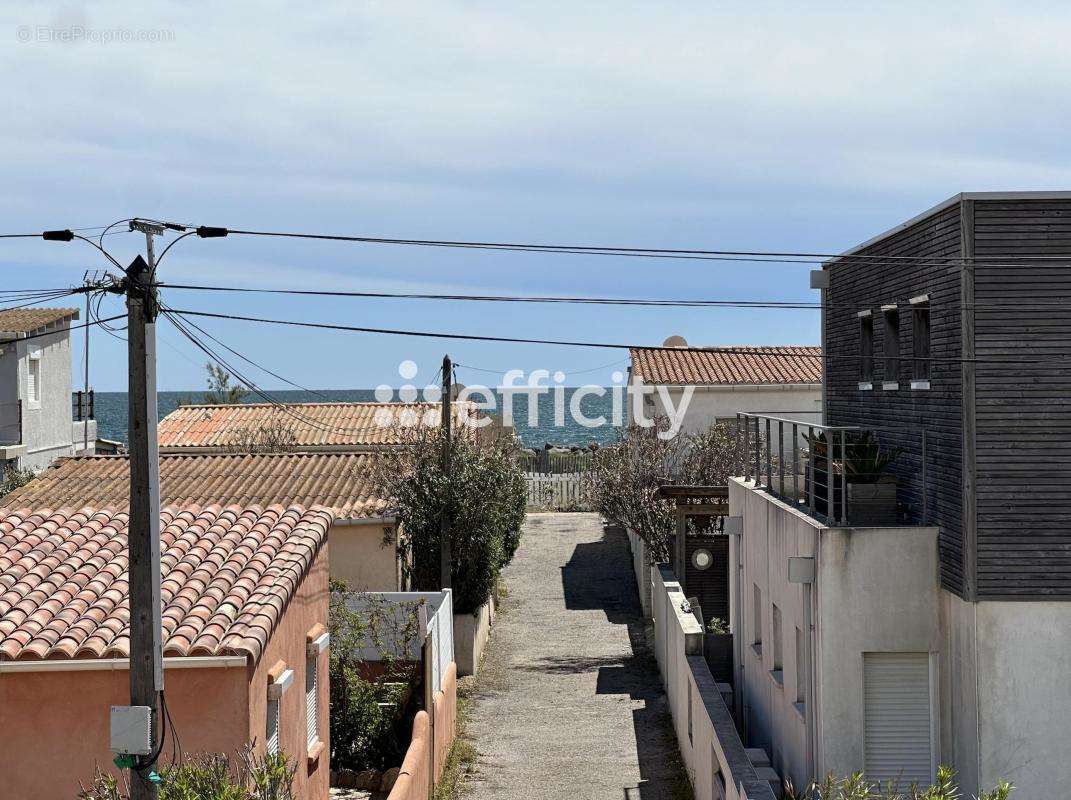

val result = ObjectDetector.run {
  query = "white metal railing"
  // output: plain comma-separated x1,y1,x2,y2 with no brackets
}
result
736,412,929,527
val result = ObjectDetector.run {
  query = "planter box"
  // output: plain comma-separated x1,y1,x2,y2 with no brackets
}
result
846,481,898,525
453,596,494,677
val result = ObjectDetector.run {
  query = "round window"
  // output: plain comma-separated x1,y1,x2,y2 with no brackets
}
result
692,548,713,570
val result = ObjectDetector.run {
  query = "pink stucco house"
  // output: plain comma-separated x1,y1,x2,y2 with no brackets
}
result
0,502,332,800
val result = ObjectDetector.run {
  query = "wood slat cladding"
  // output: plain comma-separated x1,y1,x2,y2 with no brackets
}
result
973,198,1071,598
825,204,967,596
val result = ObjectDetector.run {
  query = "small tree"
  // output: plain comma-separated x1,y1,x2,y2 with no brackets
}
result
373,427,527,614
588,418,737,563
0,465,34,501
204,363,248,405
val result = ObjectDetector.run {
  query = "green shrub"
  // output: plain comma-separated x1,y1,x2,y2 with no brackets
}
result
328,581,421,772
374,430,527,614
77,746,294,800
784,766,1013,800
0,465,34,500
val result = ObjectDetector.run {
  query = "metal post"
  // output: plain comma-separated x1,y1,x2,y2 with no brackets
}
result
753,417,760,483
792,423,799,503
737,414,745,479
826,430,834,523
126,221,164,800
839,429,848,525
807,426,815,515
440,354,453,591
764,418,772,490
777,421,785,496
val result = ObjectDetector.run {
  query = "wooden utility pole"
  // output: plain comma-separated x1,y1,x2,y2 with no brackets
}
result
127,220,165,800
440,354,453,590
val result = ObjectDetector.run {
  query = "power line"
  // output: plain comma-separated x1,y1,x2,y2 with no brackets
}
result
158,281,1071,312
159,283,822,309
0,313,125,345
165,307,1071,367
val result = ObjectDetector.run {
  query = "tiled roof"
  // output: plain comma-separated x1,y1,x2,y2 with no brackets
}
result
0,453,388,519
0,307,78,335
629,346,822,385
0,504,330,662
157,401,480,450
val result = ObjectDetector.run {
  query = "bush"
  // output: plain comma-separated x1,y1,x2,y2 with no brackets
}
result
329,581,421,772
587,418,736,563
374,430,527,614
78,747,294,800
0,465,34,500
784,766,1012,800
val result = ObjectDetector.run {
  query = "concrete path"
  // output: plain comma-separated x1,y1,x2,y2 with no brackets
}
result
465,513,686,800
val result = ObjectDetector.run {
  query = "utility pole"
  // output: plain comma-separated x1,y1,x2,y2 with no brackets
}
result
440,354,453,590
127,220,165,800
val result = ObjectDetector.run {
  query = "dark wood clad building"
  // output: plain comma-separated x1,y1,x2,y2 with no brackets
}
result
822,192,1071,601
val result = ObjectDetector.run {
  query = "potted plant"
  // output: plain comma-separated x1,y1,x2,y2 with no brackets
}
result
804,431,901,524
704,616,734,683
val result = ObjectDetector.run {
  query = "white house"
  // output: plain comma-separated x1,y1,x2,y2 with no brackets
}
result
0,308,95,472
627,339,823,436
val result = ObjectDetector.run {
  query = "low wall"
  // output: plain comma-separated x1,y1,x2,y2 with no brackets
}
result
388,662,458,800
651,564,777,800
626,528,653,618
454,597,493,677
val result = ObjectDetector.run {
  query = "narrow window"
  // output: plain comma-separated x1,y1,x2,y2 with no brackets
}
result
27,356,40,404
883,306,900,385
772,604,783,672
795,627,806,705
306,653,319,749
859,313,874,384
912,298,930,384
752,585,762,648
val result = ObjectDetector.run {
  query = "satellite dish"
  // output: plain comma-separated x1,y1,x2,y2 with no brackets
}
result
662,335,688,348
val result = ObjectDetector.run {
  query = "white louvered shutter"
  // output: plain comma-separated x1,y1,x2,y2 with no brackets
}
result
306,656,318,748
27,358,39,403
863,652,933,786
267,696,280,755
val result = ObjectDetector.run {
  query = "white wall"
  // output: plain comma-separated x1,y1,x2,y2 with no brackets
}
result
16,327,78,471
729,478,941,789
650,560,778,800
941,592,1071,798
632,383,822,436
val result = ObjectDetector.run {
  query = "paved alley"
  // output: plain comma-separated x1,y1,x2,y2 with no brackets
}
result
464,513,686,800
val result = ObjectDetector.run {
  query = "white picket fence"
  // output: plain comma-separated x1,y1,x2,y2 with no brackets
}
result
524,472,593,510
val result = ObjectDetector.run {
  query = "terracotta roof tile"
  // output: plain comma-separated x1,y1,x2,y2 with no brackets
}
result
1,452,387,519
0,504,330,662
157,401,480,450
629,345,822,385
0,308,79,335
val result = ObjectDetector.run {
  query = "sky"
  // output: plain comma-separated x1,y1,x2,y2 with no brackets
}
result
2,1,1070,392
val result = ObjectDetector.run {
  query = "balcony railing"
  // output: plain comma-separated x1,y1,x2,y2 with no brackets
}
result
736,412,930,527
72,390,94,422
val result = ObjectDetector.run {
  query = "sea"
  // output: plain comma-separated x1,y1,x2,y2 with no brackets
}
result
93,388,623,450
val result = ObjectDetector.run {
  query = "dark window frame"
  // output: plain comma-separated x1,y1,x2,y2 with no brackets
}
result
883,306,900,384
859,313,874,383
912,299,931,382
